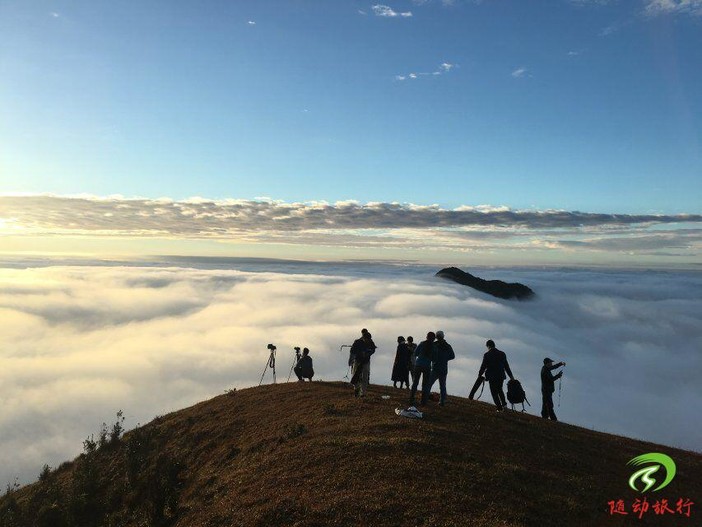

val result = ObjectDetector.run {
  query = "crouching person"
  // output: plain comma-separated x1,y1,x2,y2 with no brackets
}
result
294,348,314,382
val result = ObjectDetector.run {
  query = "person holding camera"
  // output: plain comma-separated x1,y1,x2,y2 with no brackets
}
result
294,348,314,382
541,358,565,421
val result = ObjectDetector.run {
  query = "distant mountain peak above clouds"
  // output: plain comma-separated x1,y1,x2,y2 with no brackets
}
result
436,266,535,300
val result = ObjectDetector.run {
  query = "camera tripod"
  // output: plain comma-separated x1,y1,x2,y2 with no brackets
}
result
259,344,277,386
287,347,302,382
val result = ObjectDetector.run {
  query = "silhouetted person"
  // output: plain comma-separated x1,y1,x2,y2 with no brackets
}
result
478,339,514,412
294,348,314,382
410,332,435,406
541,357,565,420
350,331,375,397
429,330,455,406
391,336,411,389
407,336,417,384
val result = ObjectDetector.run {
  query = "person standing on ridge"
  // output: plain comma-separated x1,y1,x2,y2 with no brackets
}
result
406,336,417,385
430,330,455,406
478,339,514,412
350,330,375,397
294,348,314,382
391,336,411,389
541,357,565,421
410,332,435,406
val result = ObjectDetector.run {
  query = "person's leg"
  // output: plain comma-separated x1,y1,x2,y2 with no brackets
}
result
420,367,431,405
439,373,447,405
541,391,549,418
294,366,303,382
351,362,361,396
360,363,370,396
409,368,420,404
546,392,557,421
488,380,502,409
497,380,507,408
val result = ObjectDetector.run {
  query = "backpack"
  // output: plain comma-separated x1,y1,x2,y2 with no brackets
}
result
506,379,530,411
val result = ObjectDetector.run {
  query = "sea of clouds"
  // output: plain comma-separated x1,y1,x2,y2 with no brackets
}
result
1,257,701,485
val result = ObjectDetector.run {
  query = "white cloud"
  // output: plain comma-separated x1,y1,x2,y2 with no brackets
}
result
0,196,700,265
49,12,60,18
372,4,413,17
0,261,700,486
395,62,456,81
247,20,256,25
511,66,528,78
599,23,619,36
3,196,700,237
644,0,702,15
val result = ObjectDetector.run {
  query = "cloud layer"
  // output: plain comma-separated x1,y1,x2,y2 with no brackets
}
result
1,259,701,485
0,196,700,265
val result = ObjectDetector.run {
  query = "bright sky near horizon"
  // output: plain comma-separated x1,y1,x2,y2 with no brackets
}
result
0,1,701,265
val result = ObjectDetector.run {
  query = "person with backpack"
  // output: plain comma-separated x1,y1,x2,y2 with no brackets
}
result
409,332,435,406
391,336,411,389
429,330,455,406
294,348,314,382
478,339,514,412
349,331,375,397
541,357,566,420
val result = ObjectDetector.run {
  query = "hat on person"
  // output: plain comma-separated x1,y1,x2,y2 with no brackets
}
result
543,357,554,364
436,330,445,339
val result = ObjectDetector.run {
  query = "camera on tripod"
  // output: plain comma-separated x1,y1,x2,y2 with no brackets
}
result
267,343,276,351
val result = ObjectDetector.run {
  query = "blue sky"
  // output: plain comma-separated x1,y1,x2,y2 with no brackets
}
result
0,1,701,266
1,0,700,213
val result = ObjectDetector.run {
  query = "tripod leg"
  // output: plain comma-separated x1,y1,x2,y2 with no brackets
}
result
259,363,269,386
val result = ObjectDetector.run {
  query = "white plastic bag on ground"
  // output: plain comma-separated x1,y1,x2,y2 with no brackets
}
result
395,406,423,419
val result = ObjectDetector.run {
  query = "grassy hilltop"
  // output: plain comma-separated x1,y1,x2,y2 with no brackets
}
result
1,381,700,527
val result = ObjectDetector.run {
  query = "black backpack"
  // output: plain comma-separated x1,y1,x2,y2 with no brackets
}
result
506,379,530,411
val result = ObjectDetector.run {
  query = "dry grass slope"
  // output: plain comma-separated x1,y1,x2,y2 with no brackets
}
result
2,381,701,526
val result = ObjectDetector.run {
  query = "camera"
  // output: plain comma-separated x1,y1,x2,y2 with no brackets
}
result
294,346,301,352
267,343,276,351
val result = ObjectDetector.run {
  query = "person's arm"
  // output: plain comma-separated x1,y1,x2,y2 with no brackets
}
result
504,355,514,381
447,344,455,361
478,354,487,377
547,362,565,371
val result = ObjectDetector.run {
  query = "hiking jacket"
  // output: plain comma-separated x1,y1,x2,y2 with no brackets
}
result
431,340,455,374
295,355,314,378
350,338,375,365
414,340,435,369
541,363,563,394
478,348,513,382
